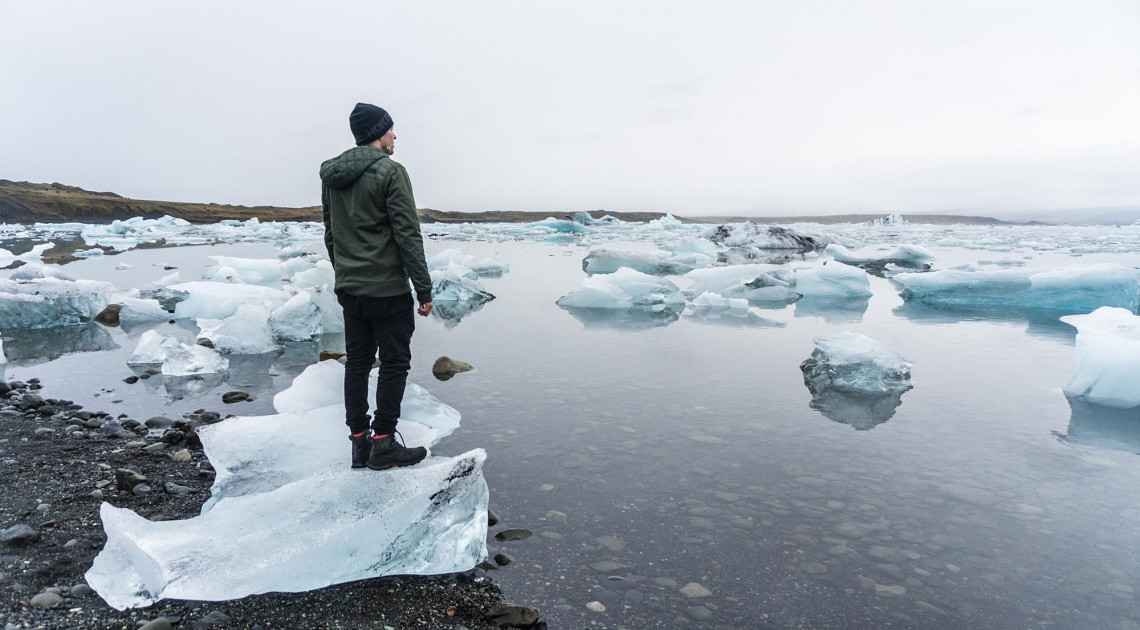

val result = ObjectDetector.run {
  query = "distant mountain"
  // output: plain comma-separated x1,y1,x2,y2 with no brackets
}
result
985,207,1140,226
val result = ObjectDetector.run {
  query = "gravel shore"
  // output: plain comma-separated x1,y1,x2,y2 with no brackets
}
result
0,378,541,629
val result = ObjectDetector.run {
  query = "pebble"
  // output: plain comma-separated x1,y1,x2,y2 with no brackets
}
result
680,582,712,598
590,560,632,574
0,523,39,545
586,601,606,613
493,552,513,567
595,535,626,552
164,482,194,496
486,509,500,527
484,604,540,627
494,529,532,541
221,391,251,404
89,489,104,499
192,610,231,630
70,584,93,597
171,449,193,462
139,619,174,630
29,591,64,608
686,605,714,621
144,442,168,452
875,584,907,597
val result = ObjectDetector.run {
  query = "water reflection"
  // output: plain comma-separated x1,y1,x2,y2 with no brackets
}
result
794,296,870,324
1055,398,1140,454
718,248,812,266
560,306,680,330
806,389,908,430
892,302,1077,342
431,299,491,328
162,371,229,401
683,307,786,328
1,324,119,365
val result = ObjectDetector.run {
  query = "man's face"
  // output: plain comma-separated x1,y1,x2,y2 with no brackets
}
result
379,128,396,155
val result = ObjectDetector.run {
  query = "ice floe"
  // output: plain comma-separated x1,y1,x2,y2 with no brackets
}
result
127,330,229,376
0,276,113,329
1061,307,1140,408
682,264,800,304
800,332,913,430
427,249,510,277
196,303,278,355
824,243,933,272
704,222,837,251
557,267,686,312
895,263,1140,312
793,262,873,298
86,361,486,610
169,281,291,320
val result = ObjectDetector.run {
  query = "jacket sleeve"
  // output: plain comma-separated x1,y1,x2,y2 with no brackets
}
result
385,163,433,304
321,184,335,267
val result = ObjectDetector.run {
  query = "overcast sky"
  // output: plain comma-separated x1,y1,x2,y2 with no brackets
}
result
3,1,1139,216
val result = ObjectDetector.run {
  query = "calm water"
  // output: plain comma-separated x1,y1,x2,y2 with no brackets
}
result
4,238,1140,630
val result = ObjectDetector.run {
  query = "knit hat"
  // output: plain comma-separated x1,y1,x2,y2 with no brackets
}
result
349,103,394,146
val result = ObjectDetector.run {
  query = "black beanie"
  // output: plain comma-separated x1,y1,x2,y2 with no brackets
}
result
349,103,394,146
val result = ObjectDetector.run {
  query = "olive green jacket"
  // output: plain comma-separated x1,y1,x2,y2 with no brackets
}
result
319,146,432,304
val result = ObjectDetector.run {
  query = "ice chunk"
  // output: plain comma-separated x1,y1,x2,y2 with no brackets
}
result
557,267,686,311
8,262,72,281
691,292,749,310
153,271,181,287
793,262,873,298
683,264,800,303
528,217,590,233
895,263,1140,312
800,332,913,396
169,281,291,320
0,277,113,329
825,244,933,271
648,213,683,228
1061,307,1140,408
86,361,486,610
205,256,287,286
870,213,908,226
126,330,229,375
196,303,278,354
0,243,53,268
126,330,182,365
269,292,322,341
288,260,335,288
306,285,345,333
569,211,621,225
582,248,698,276
117,295,172,324
431,269,495,304
705,222,836,251
427,249,510,277
0,337,6,364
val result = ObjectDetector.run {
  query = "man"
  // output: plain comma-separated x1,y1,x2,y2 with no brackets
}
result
319,102,434,471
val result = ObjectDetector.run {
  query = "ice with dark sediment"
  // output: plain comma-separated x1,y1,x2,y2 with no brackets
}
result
557,267,686,312
86,361,487,610
0,275,113,329
801,332,913,397
704,222,838,251
894,263,1140,312
683,264,800,304
824,243,933,271
1061,307,1140,408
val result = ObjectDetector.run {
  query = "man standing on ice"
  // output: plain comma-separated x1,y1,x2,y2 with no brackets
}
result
320,102,434,471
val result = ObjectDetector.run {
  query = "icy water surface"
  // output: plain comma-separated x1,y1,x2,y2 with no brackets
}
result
4,235,1140,629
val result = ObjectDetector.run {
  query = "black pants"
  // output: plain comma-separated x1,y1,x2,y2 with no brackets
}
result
336,290,415,436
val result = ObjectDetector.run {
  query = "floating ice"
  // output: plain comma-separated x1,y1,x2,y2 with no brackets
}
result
582,248,700,276
288,259,335,288
427,249,510,277
1061,307,1140,408
0,277,113,329
691,292,749,310
528,217,591,234
557,267,686,311
793,262,873,298
127,330,229,376
8,262,72,281
825,244,933,271
569,211,621,226
648,213,683,228
86,361,486,610
114,292,172,324
431,268,495,304
705,222,837,251
169,281,291,320
895,263,1140,312
269,292,322,341
204,256,314,286
683,264,800,303
0,243,53,268
870,213,908,226
196,303,278,354
0,337,6,364
801,332,913,397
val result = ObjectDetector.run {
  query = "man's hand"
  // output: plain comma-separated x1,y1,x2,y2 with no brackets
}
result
417,301,433,317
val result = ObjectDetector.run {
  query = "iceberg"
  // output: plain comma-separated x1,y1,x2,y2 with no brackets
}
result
269,292,322,341
169,281,291,320
793,262,873,298
569,211,621,226
691,291,749,310
894,263,1140,312
800,332,913,397
205,256,312,286
127,330,229,376
0,243,53,268
870,213,908,226
427,249,510,277
288,260,335,288
0,276,113,329
8,261,72,281
1060,307,1140,408
683,264,800,304
705,222,836,251
528,217,591,234
196,303,278,355
824,243,933,271
582,248,701,276
86,361,486,610
557,267,686,311
431,268,495,304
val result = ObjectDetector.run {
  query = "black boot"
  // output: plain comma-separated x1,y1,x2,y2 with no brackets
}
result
350,432,372,469
366,433,427,471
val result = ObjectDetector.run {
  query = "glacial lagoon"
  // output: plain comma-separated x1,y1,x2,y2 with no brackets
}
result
3,218,1140,629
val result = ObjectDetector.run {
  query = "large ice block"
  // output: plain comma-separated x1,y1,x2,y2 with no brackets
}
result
683,264,799,303
894,263,1140,312
127,330,229,376
268,292,322,341
793,262,873,298
169,281,291,320
196,303,278,354
86,361,487,610
427,249,510,277
0,243,53,268
0,277,113,329
825,243,933,270
800,332,913,396
582,248,697,276
705,222,836,251
1061,307,1140,408
557,267,685,311
431,268,495,304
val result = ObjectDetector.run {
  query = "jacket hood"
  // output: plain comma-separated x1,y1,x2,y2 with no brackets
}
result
320,146,388,189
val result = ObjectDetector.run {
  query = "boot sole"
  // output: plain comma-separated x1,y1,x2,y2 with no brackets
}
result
366,455,427,471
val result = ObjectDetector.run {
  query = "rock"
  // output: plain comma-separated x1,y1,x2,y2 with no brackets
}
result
680,582,713,598
132,483,153,495
94,304,122,326
29,591,64,608
139,619,175,630
89,489,104,500
171,449,193,462
33,427,55,438
192,610,231,630
686,605,713,621
221,391,251,404
319,351,347,362
164,482,194,496
595,535,626,552
101,422,136,440
123,376,140,384
144,442,167,452
70,584,93,597
484,604,540,628
916,601,948,617
0,524,39,545
495,528,532,542
115,468,148,491
875,584,907,597
590,560,632,574
493,552,513,567
855,575,877,592
432,356,474,381
0,382,9,396
145,416,175,429
585,601,606,613
487,509,500,527
196,338,215,349
800,562,828,574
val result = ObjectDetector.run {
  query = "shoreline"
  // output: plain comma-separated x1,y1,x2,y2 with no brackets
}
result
0,376,542,629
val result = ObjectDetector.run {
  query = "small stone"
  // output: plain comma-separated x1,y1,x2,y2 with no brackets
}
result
139,619,175,630
0,523,39,545
171,449,193,462
590,560,632,574
94,304,122,326
145,416,175,429
432,356,474,381
595,535,626,552
221,391,251,404
487,509,500,527
70,584,93,597
537,483,555,492
29,591,64,608
484,604,540,627
800,562,828,574
686,605,713,621
143,442,167,452
123,376,140,384
192,610,230,630
680,582,713,599
196,338,215,349
164,482,193,496
875,584,907,597
132,483,152,496
319,350,347,362
855,575,877,592
494,528,532,542
115,468,148,491
33,427,55,438
585,601,606,613
493,552,513,567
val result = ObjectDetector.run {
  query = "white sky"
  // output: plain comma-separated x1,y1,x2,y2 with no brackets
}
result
3,1,1139,216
